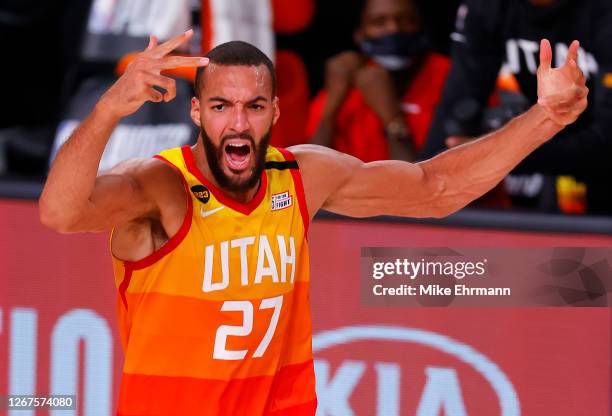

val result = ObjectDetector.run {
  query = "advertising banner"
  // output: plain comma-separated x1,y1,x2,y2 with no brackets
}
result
1,201,610,415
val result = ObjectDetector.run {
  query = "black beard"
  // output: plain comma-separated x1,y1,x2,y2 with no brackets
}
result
201,126,272,193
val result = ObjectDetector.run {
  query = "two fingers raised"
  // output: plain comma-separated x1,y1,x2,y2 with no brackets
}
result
135,29,208,103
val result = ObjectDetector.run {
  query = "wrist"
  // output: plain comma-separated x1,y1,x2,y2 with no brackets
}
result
94,97,123,124
323,93,345,118
531,103,564,139
384,117,411,142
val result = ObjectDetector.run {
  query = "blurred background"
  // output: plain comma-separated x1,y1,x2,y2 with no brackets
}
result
0,0,611,415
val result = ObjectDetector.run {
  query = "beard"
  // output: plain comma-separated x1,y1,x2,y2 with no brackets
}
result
201,126,272,193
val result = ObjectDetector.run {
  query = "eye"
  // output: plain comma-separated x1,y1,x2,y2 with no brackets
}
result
211,104,225,111
249,103,264,110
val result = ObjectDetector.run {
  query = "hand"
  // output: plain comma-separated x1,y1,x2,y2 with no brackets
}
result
355,65,402,125
324,51,364,109
537,39,588,127
98,29,209,119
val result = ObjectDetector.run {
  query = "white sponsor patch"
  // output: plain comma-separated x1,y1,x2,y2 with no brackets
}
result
271,191,292,211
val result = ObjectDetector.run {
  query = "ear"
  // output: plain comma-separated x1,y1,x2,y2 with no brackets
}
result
190,96,201,127
272,96,280,125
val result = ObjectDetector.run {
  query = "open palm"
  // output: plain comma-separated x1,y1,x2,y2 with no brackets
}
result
537,39,588,126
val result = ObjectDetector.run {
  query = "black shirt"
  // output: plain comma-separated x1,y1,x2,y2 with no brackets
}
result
421,0,612,213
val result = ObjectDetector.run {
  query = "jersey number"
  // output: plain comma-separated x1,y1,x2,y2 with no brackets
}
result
213,295,283,360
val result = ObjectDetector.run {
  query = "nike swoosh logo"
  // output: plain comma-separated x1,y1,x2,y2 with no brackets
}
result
200,205,225,218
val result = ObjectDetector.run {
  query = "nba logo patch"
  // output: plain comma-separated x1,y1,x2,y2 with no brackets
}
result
272,191,293,211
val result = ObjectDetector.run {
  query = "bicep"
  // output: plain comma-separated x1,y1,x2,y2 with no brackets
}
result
325,160,441,218
75,159,157,232
292,144,441,219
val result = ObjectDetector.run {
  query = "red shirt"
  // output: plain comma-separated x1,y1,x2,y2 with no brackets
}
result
306,52,450,162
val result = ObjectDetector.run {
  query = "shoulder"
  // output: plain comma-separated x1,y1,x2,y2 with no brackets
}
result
105,156,187,227
110,156,188,260
108,156,184,195
289,144,361,171
287,144,363,218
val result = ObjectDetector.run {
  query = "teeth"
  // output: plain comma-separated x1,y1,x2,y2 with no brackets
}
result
228,143,247,148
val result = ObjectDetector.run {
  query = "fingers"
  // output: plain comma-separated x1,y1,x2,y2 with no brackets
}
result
159,56,209,70
146,35,158,51
565,40,580,67
146,87,164,103
151,29,194,58
141,73,177,102
539,39,552,72
574,66,586,84
539,86,588,126
540,85,588,107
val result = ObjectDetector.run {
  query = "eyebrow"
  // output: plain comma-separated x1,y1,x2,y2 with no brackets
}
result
207,96,269,104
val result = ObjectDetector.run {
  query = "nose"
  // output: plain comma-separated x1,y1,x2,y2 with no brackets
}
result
230,105,251,133
383,17,400,34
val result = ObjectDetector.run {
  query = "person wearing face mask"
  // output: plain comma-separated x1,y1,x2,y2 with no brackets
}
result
306,0,450,162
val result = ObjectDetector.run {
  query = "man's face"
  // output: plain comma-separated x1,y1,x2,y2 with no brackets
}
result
191,63,279,192
359,0,421,39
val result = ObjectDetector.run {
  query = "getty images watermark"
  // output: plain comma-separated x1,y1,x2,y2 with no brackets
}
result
360,248,612,307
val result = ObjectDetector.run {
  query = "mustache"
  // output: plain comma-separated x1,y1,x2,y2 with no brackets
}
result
221,133,255,148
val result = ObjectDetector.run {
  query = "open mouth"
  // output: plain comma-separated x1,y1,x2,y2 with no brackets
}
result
223,139,253,172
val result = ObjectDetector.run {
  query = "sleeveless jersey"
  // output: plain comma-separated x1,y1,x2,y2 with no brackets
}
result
111,145,316,415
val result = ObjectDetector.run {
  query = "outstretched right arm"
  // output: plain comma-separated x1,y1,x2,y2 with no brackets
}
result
39,30,208,233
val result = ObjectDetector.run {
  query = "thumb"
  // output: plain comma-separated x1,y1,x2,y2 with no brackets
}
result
539,39,552,72
146,35,158,51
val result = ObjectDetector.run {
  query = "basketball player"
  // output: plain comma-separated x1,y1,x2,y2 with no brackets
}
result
39,30,587,415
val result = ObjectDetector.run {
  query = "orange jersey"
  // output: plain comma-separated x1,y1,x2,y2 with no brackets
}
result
111,145,316,415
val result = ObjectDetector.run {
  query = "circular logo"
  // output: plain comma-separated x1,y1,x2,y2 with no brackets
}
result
313,325,520,416
191,185,210,203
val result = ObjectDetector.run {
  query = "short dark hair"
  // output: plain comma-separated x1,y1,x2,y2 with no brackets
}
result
194,40,276,97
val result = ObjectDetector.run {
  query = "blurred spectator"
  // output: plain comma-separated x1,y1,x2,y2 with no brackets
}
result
421,0,612,214
113,0,314,149
306,0,449,162
50,0,198,173
0,0,91,177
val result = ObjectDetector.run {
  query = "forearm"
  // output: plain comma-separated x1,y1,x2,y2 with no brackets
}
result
310,113,335,147
39,102,120,226
420,104,562,215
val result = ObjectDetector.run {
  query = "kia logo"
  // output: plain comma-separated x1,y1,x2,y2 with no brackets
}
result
313,325,520,416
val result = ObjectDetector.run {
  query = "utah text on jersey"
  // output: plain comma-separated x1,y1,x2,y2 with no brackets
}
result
110,145,317,415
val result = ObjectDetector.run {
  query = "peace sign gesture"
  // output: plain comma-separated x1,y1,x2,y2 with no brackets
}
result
99,29,209,119
537,39,589,127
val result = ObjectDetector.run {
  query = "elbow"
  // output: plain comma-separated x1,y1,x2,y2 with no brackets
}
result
426,176,481,219
38,199,82,233
430,204,460,219
424,170,452,218
424,173,457,219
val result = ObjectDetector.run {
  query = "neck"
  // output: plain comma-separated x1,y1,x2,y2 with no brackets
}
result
192,137,261,203
391,59,422,90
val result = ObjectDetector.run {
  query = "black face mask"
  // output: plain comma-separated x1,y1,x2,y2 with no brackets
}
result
359,31,430,71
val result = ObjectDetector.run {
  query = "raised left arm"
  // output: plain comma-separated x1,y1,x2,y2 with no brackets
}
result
292,39,588,219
